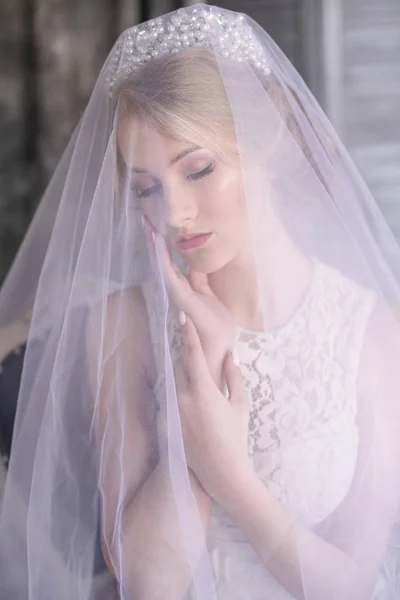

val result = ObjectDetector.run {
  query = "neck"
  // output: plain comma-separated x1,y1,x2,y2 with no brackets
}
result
208,228,313,332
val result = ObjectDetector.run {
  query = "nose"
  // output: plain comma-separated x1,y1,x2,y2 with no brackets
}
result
164,179,198,230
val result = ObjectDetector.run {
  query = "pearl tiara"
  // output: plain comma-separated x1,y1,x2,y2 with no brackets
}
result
106,5,271,96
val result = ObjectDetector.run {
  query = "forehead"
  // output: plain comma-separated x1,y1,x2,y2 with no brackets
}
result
117,117,193,170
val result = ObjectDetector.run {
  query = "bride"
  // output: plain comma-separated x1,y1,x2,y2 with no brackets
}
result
0,5,399,600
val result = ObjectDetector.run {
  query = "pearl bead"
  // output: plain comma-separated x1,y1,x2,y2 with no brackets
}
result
107,6,271,91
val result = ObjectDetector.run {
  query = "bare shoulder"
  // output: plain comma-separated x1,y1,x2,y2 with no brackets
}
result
359,300,400,388
86,285,155,387
356,299,400,446
88,285,148,332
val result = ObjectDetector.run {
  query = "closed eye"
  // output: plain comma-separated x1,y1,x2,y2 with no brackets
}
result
134,182,163,199
132,162,215,201
186,163,215,181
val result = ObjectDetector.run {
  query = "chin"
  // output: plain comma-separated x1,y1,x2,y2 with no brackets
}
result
182,248,234,274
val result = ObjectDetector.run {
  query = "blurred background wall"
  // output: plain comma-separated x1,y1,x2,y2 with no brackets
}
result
0,0,399,283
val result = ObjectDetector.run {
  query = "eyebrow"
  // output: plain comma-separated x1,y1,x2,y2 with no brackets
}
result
131,145,200,174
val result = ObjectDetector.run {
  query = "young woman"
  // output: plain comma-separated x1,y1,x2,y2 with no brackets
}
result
1,5,399,600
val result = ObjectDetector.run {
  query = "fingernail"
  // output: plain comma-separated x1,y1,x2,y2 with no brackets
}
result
232,350,240,366
153,230,163,246
178,311,186,326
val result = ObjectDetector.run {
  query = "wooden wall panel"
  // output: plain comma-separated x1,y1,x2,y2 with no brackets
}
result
342,0,400,238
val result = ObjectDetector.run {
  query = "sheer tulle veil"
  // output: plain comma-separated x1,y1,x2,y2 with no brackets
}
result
0,5,400,600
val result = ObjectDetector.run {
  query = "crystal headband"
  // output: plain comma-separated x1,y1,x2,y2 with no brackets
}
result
106,5,271,96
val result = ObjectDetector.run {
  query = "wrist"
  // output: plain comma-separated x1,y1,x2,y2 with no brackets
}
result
215,459,258,510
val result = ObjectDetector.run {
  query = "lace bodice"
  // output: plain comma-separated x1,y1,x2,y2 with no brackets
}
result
144,260,376,599
233,260,375,525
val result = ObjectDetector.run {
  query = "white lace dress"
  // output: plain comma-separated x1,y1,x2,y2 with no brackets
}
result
145,260,376,599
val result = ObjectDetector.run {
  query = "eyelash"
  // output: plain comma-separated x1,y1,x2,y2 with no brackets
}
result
134,163,215,200
186,163,215,181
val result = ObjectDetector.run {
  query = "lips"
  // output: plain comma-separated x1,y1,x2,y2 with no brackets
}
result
176,232,213,251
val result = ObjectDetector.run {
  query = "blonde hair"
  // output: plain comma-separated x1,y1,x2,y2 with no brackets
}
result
114,47,338,183
115,48,238,164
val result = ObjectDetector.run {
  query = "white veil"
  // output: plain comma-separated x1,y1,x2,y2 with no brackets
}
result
0,5,400,599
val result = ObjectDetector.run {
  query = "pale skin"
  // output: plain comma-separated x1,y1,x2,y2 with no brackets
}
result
86,117,400,599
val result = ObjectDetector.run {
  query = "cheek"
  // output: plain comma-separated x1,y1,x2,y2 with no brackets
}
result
141,199,166,233
203,170,247,224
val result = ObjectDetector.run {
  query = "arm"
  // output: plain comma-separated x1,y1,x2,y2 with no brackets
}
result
86,288,212,600
218,304,400,600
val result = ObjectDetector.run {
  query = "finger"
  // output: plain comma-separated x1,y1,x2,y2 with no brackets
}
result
188,270,213,296
152,229,172,280
142,219,182,301
175,357,189,394
152,234,213,330
153,232,194,308
181,315,210,387
224,352,247,408
141,214,157,269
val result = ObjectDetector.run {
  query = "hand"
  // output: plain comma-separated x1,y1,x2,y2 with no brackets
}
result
143,215,237,388
177,314,251,507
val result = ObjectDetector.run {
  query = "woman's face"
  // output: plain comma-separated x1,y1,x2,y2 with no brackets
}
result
118,118,252,274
